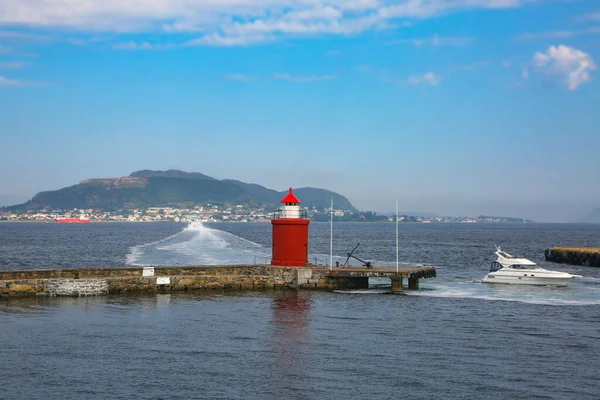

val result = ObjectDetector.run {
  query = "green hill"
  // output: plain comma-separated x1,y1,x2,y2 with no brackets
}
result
6,170,357,212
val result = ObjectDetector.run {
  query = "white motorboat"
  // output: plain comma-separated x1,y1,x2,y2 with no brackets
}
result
482,247,582,286
188,218,204,229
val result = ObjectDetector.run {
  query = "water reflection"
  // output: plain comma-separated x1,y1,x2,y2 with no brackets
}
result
269,291,313,398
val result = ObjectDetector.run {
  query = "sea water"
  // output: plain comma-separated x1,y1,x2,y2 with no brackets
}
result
1,222,599,399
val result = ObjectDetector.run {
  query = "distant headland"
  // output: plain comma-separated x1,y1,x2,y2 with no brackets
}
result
0,169,534,223
3,169,356,212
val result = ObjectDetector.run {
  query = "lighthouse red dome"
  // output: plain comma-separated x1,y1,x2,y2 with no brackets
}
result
280,187,301,204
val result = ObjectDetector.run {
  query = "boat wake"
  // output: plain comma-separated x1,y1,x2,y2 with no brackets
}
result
126,223,269,266
333,289,392,294
404,279,600,306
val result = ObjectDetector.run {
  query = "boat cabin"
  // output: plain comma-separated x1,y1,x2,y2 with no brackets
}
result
490,261,540,272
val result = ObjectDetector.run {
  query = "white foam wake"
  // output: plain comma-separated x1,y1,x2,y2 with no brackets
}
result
126,223,268,266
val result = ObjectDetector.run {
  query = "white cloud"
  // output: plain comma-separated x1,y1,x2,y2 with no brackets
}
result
404,72,441,86
0,1,533,46
502,60,512,68
275,73,338,82
387,34,474,47
377,0,530,20
0,61,28,69
532,45,596,90
112,41,175,50
286,5,343,20
224,74,257,82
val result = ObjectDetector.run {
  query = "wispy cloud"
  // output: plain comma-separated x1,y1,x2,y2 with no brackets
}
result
67,37,105,46
502,60,512,69
0,76,22,86
66,38,87,46
112,41,174,50
224,74,257,82
0,30,50,41
325,49,344,56
519,26,600,40
575,11,600,22
386,34,474,47
401,72,442,86
449,59,491,72
0,61,28,69
0,1,534,47
532,45,596,90
112,41,154,50
275,73,338,82
0,75,53,87
186,33,273,47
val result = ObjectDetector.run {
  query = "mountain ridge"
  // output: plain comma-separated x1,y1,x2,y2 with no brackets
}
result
4,170,357,212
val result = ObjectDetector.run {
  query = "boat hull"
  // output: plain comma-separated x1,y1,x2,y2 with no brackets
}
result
482,274,572,286
54,218,91,223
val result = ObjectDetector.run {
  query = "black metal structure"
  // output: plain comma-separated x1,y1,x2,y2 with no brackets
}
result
343,243,373,268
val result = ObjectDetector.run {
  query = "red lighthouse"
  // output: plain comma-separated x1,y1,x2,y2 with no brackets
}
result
271,188,310,267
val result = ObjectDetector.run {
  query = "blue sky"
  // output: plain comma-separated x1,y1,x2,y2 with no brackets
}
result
1,0,599,222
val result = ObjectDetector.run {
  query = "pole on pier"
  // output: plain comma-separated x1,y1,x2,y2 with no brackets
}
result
396,198,399,276
329,197,333,273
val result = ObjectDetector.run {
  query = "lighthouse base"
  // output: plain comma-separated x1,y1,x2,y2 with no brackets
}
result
271,260,308,267
271,218,310,268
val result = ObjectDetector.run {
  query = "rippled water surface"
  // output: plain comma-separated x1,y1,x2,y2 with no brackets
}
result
1,222,600,399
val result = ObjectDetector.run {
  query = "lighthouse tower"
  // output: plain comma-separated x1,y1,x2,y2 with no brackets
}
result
271,188,310,267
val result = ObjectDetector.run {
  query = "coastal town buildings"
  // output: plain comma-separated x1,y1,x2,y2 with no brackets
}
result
0,205,531,223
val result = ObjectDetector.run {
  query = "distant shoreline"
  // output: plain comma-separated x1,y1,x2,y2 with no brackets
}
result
1,220,596,225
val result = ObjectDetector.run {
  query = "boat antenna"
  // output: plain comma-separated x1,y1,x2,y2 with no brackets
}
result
396,198,399,275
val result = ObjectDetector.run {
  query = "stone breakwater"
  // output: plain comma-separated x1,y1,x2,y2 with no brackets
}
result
0,265,436,298
545,247,600,268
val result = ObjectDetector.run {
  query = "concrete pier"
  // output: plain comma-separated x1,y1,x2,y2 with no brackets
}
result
0,265,436,298
391,278,403,292
408,277,420,290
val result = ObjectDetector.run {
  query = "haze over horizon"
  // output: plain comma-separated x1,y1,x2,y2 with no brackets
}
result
1,0,599,222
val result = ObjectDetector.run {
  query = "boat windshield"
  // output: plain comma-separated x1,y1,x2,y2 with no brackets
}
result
490,261,503,272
